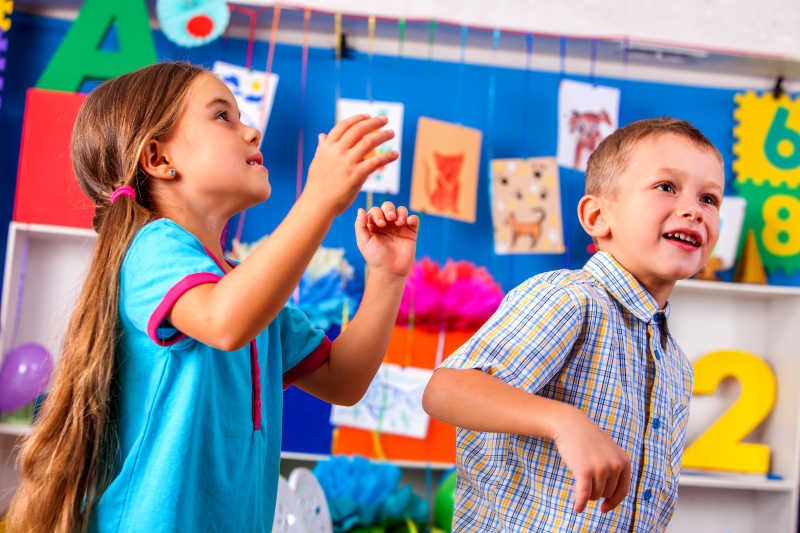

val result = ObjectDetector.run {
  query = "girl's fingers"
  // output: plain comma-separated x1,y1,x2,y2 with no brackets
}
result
396,205,408,225
381,201,397,222
572,476,592,514
356,151,399,178
355,208,369,240
326,114,370,143
367,206,387,227
349,128,395,163
406,214,420,230
339,116,389,149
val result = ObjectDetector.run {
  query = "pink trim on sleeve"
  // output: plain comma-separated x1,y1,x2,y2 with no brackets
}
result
282,336,332,390
147,272,222,346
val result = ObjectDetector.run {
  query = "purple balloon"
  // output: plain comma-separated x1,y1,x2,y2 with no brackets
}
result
0,343,53,413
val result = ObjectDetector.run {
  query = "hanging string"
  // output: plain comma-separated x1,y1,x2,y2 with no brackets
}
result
486,29,501,285
234,4,281,252
297,8,311,201
589,38,598,85
289,9,311,306
520,33,533,156
366,15,375,102
559,36,573,270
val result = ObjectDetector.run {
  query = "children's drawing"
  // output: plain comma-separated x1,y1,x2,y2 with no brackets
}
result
410,117,482,223
714,196,747,270
212,61,278,137
330,363,433,439
336,98,404,194
491,157,565,254
557,79,620,172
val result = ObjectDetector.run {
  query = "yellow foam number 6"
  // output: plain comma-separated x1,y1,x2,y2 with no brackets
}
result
682,350,776,474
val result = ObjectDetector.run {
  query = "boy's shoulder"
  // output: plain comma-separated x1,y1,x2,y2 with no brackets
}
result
511,266,613,311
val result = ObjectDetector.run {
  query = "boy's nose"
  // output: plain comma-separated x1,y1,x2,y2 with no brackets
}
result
679,206,703,223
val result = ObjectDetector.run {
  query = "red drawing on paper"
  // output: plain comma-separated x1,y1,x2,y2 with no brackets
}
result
424,151,464,214
570,110,611,168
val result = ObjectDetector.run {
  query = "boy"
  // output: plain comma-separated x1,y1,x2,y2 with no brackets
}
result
422,118,724,532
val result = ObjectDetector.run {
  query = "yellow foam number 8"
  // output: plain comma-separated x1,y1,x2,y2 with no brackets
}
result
682,350,776,474
762,194,800,257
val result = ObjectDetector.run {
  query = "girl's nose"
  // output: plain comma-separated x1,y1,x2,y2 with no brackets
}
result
243,124,261,146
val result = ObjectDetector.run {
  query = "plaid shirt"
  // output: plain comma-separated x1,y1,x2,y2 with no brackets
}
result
439,252,693,532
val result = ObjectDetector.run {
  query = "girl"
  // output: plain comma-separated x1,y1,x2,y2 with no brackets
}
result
6,61,419,533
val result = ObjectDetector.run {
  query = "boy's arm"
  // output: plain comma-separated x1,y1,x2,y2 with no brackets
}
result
423,367,631,514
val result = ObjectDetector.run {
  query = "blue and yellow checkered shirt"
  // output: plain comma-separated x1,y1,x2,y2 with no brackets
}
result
439,252,693,532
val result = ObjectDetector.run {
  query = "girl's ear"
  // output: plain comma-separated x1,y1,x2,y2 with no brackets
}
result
139,139,176,180
577,194,611,240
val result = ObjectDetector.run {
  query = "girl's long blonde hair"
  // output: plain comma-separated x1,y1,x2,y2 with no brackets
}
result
5,61,204,533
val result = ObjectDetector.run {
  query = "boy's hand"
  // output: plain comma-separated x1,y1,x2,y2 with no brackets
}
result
552,408,631,515
356,202,419,279
305,114,399,216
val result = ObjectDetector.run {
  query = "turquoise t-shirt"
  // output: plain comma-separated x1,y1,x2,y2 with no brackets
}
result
89,218,330,533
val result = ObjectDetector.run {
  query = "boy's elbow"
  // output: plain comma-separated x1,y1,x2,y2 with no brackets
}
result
422,370,446,417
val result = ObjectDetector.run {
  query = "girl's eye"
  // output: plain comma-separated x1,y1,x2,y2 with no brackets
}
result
216,111,228,121
700,194,720,207
656,182,675,193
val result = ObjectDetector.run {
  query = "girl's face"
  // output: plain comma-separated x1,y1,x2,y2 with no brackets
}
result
161,72,269,218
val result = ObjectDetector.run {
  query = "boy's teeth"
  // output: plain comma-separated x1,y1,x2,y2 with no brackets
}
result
665,232,698,246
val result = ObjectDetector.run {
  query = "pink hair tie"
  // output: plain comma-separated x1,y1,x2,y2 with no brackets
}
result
110,185,136,204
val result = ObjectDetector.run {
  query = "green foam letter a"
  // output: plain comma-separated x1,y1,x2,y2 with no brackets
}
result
36,0,157,92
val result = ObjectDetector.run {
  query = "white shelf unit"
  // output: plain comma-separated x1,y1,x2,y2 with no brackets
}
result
666,279,800,533
1,224,799,531
0,222,96,513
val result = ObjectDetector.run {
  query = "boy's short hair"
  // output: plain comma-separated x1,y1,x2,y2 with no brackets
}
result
585,117,722,196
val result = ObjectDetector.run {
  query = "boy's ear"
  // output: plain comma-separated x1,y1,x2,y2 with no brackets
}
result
577,194,611,240
139,139,176,180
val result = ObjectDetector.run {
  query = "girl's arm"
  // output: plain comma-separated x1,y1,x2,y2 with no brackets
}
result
169,115,398,351
293,203,419,405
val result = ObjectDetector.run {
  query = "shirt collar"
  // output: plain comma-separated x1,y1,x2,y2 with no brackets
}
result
583,251,669,324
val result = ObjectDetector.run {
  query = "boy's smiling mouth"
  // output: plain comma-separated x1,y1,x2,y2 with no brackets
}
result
662,229,702,249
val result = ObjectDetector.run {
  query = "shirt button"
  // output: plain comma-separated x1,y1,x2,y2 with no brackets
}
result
652,418,661,430
643,489,652,501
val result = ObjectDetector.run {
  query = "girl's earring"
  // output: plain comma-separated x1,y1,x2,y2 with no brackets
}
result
169,169,176,176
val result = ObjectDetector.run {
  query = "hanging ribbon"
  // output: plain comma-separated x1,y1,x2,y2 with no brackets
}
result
590,38,598,85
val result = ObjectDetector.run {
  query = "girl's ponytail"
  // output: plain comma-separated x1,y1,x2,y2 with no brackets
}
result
5,61,204,533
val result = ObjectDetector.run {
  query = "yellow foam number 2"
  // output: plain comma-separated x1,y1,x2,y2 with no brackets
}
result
762,194,800,257
682,350,776,474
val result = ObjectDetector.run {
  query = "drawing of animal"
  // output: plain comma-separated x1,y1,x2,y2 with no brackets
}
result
423,151,463,214
570,110,611,168
506,209,546,248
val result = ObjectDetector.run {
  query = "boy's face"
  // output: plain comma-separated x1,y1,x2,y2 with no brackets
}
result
600,133,724,299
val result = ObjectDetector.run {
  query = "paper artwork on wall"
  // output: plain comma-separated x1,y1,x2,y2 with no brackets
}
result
714,196,747,270
490,157,565,254
410,117,482,223
336,98,404,194
557,79,620,172
212,61,279,137
330,363,432,439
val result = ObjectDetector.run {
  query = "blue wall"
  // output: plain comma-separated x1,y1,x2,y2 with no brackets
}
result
2,11,797,454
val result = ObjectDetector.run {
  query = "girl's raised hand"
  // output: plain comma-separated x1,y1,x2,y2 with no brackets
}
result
356,202,419,279
304,115,399,216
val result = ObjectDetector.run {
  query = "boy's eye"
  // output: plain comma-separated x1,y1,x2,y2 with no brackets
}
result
656,182,675,193
700,194,720,207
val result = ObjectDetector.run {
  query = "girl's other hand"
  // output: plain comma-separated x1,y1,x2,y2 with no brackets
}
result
356,202,419,279
304,114,399,216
